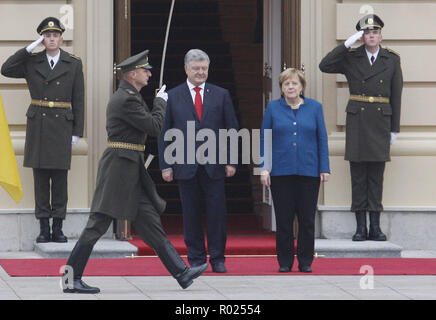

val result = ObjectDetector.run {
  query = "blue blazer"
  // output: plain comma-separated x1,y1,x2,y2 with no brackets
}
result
158,82,239,180
261,97,330,177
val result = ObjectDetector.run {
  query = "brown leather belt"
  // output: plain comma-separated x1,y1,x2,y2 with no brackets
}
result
349,95,390,104
31,99,72,108
108,141,146,152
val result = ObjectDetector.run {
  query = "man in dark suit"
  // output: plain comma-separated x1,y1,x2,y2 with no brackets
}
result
319,14,403,241
1,17,84,243
63,50,208,294
158,49,239,273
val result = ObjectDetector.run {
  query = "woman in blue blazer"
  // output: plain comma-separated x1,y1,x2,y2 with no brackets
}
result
260,68,330,273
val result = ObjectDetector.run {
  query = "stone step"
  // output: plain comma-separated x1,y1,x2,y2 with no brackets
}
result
34,239,137,259
314,239,403,258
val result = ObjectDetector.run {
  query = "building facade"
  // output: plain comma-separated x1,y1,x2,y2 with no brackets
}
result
1,0,435,251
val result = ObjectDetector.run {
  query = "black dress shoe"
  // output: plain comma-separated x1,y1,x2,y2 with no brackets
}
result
212,263,227,273
63,279,100,294
278,267,291,273
36,232,51,243
176,263,209,289
298,266,312,273
36,218,51,243
51,231,68,243
52,218,68,243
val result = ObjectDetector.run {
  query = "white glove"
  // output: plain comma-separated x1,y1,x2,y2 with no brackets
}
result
390,132,397,145
72,136,80,146
156,85,168,102
26,35,45,53
344,31,364,48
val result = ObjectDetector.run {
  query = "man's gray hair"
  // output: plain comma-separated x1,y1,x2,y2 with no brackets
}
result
184,49,210,66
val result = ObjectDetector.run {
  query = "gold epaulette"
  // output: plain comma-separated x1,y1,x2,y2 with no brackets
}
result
69,53,81,60
386,48,400,57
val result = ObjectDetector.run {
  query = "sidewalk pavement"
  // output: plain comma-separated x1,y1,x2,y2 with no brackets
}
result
0,251,436,301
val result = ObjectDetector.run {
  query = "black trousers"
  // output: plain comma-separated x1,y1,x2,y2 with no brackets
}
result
33,168,68,219
178,166,227,267
349,161,385,212
78,196,167,249
270,175,320,268
66,194,168,279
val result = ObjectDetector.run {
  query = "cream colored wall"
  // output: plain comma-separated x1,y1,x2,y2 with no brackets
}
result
0,0,113,211
306,0,436,207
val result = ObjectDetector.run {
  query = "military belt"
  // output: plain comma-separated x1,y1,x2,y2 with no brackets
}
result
108,141,146,152
349,95,390,104
31,99,72,108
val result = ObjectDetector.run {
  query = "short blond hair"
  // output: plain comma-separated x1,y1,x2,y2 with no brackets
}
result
279,68,306,96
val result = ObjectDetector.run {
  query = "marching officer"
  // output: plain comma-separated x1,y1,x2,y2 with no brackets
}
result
1,17,84,243
63,50,208,294
319,14,403,241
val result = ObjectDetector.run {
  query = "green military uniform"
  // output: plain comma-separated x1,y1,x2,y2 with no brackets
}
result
1,48,84,169
64,51,208,294
319,14,403,241
1,17,84,243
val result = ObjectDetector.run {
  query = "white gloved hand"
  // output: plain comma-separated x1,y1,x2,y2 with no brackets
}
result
156,85,168,102
390,132,397,145
26,35,45,53
344,31,364,48
72,136,80,146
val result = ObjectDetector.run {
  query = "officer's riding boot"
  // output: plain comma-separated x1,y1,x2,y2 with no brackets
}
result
36,218,51,243
155,239,208,289
368,212,387,241
52,218,68,243
63,242,100,294
352,211,368,241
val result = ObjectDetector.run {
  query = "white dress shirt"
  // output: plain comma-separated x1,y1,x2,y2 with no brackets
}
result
186,79,205,104
47,50,61,69
366,48,380,65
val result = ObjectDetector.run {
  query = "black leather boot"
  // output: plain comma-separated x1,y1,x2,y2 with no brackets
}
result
352,211,367,241
52,218,68,243
155,239,208,289
63,242,100,294
368,212,387,241
36,218,51,243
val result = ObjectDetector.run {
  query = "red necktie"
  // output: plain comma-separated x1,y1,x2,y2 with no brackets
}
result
194,87,203,121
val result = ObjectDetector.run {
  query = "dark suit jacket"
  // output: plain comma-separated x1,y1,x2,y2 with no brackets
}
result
1,48,84,169
90,80,166,220
319,44,403,162
158,81,239,180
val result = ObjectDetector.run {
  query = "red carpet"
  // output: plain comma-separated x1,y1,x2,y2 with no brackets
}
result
1,258,436,277
129,235,278,256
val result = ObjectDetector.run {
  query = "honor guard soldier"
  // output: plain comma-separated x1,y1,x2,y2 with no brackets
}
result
319,14,403,241
1,17,85,243
63,50,208,294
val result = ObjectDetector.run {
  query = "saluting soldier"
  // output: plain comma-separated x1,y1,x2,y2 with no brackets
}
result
62,50,208,294
319,14,403,241
1,17,84,243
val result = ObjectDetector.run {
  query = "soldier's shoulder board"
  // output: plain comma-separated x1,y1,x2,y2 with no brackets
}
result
386,48,400,57
69,53,81,61
125,89,136,95
348,48,357,52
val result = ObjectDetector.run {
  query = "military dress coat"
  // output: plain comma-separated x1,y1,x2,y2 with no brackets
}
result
90,80,167,221
1,48,84,170
319,44,403,162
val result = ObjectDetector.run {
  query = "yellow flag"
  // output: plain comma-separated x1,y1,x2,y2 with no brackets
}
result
0,93,23,203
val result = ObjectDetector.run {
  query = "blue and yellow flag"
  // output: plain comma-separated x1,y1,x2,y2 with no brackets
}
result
0,93,23,203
